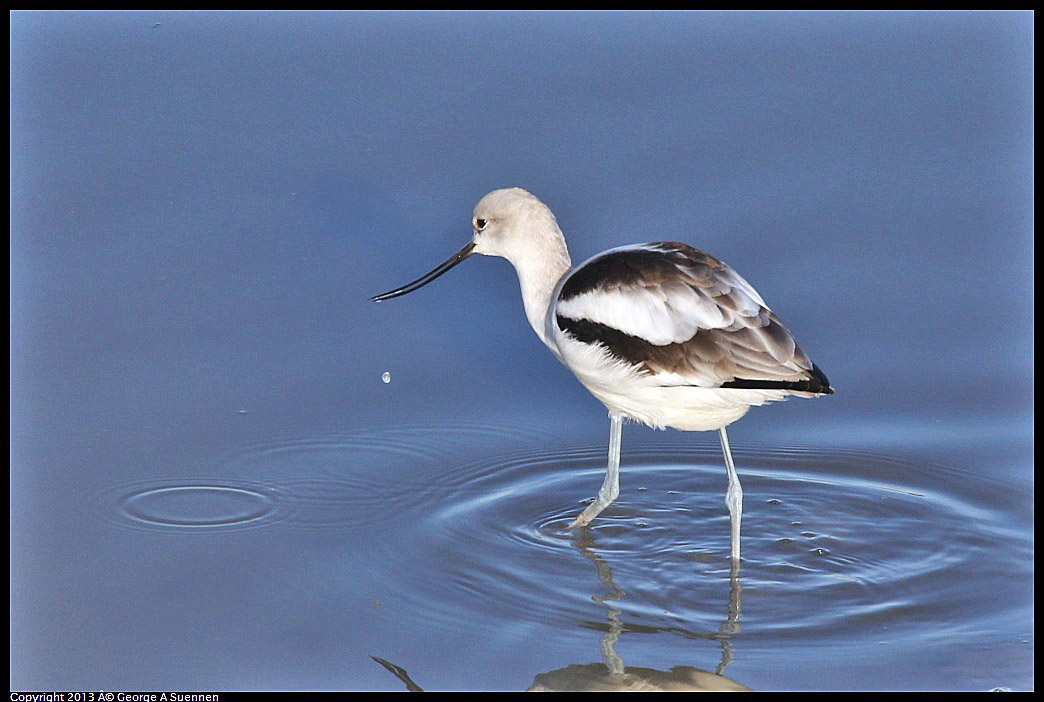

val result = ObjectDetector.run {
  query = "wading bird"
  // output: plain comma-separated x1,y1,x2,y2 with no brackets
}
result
372,188,832,560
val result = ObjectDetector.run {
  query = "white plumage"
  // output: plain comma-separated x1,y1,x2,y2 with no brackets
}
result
372,188,832,560
555,245,768,344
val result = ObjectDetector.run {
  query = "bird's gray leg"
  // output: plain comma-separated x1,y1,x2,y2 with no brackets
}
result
568,413,624,529
718,427,742,561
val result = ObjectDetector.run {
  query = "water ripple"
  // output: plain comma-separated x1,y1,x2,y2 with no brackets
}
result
86,425,1029,660
90,479,285,533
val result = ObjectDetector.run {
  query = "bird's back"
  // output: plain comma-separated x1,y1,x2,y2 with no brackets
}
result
547,242,831,430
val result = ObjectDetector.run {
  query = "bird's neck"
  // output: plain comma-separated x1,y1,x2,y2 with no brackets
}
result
508,236,571,349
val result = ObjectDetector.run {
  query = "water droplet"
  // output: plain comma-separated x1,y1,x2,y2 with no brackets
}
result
382,371,391,384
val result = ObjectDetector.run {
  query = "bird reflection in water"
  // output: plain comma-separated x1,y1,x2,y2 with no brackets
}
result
526,529,748,692
371,530,748,692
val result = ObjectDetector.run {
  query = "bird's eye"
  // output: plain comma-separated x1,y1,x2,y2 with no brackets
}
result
475,218,487,230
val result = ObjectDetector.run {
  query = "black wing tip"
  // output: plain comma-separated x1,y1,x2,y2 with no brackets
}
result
810,362,834,394
720,378,833,394
722,363,834,394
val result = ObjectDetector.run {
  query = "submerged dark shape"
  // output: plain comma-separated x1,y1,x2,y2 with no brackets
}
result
371,655,424,692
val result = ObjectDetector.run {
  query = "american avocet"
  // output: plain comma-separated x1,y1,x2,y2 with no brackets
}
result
372,188,833,560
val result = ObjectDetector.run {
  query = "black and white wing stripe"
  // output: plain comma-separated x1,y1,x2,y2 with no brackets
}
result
554,242,832,394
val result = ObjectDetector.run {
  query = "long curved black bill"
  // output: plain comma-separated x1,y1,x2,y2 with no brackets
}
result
370,241,476,302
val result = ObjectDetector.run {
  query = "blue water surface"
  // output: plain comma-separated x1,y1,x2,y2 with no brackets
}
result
11,10,1033,692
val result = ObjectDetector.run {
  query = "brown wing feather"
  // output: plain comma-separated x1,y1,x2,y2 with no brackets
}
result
556,243,832,393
